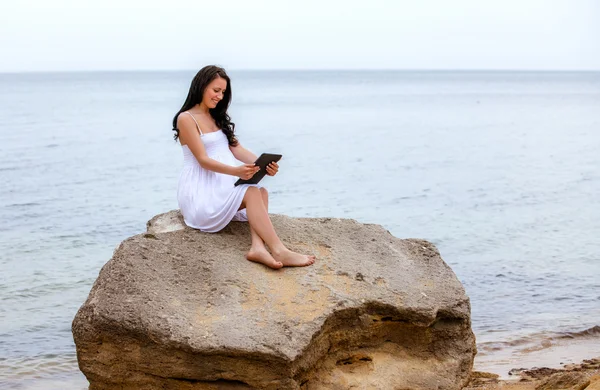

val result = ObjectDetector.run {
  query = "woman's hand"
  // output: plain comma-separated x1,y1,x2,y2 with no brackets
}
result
236,164,260,179
266,162,279,176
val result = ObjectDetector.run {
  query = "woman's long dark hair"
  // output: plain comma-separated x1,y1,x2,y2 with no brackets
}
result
172,65,237,146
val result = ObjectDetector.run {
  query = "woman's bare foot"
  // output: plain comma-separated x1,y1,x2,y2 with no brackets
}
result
246,247,283,270
273,248,316,267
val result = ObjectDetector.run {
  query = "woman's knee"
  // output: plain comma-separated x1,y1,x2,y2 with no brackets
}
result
259,187,268,198
244,186,261,200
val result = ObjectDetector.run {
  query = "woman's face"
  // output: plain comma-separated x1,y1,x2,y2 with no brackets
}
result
202,76,227,109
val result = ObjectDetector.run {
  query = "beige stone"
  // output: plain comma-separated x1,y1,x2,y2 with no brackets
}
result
73,211,476,389
585,375,600,390
535,371,590,390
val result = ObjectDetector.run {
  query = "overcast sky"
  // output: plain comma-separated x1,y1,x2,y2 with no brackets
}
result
0,0,598,72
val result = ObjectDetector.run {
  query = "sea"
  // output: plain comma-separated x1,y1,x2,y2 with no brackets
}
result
1,70,599,389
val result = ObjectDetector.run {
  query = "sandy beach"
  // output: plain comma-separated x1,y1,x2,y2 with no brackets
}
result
475,326,600,377
467,357,600,389
470,326,600,388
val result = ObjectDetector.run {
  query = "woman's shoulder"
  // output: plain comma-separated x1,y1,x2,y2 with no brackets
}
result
177,111,194,124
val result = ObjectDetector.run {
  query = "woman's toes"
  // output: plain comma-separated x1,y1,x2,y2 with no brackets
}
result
276,250,316,267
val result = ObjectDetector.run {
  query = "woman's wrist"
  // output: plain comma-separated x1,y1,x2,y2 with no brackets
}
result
227,165,239,177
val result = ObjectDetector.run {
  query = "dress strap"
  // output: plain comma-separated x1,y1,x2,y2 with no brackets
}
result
184,112,204,135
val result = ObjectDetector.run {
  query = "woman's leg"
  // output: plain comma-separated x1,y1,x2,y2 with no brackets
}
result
246,188,283,269
249,188,270,250
241,187,315,267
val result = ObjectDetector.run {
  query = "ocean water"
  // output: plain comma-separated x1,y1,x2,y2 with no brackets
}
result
1,70,599,388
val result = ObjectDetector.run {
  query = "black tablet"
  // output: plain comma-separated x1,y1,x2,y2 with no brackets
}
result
234,153,282,186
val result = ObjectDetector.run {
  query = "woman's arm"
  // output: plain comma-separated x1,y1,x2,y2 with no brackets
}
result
231,143,280,176
230,143,258,164
178,115,258,179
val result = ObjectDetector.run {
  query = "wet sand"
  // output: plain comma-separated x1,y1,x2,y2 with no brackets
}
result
467,357,600,389
475,327,600,379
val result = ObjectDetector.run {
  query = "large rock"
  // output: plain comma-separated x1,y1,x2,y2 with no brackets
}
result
73,211,476,389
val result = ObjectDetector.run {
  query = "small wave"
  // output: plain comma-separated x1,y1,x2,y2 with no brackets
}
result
553,296,573,301
478,337,532,352
5,202,41,208
558,325,600,339
0,352,79,381
2,281,87,301
478,325,600,354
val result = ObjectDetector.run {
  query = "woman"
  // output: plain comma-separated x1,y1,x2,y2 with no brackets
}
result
172,65,316,270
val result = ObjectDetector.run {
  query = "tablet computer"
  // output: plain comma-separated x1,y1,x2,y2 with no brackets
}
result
234,153,282,186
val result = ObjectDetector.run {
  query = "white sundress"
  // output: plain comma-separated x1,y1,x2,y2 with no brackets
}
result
177,112,260,233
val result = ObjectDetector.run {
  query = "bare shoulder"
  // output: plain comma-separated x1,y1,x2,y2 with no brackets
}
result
177,112,201,145
177,112,194,127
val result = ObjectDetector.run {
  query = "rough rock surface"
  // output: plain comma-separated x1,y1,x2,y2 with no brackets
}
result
73,211,476,389
535,372,590,390
587,375,600,390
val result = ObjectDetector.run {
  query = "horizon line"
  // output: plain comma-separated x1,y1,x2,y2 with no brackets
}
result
1,68,600,75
